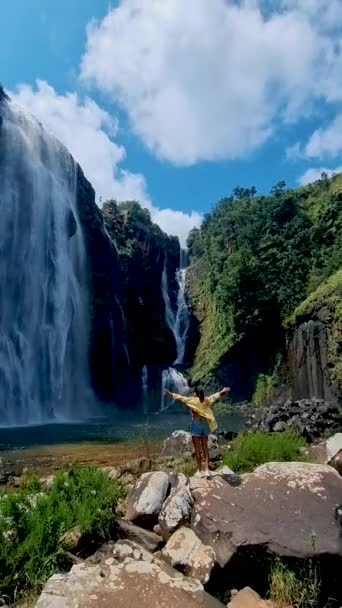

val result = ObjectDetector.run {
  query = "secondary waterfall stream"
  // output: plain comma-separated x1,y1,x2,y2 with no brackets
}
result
160,251,190,410
0,101,93,426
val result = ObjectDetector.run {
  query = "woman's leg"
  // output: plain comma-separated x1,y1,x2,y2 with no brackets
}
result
192,436,202,471
201,436,209,472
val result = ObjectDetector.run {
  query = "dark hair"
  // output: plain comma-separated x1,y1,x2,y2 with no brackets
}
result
194,387,205,402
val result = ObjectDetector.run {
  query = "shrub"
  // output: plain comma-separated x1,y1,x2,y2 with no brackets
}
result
252,374,274,406
269,559,320,608
0,465,125,604
223,430,306,473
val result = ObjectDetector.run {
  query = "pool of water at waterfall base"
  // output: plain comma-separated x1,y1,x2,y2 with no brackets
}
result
0,404,245,476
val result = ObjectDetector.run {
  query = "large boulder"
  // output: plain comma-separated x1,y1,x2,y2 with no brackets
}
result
160,431,217,458
161,527,216,585
158,484,193,541
35,561,225,608
191,462,342,568
125,471,169,527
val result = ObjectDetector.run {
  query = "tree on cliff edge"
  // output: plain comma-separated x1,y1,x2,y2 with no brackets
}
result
0,84,10,102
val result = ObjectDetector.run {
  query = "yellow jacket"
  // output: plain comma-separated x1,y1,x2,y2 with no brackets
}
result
168,392,221,433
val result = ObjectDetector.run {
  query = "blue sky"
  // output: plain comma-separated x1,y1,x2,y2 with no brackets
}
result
2,0,342,244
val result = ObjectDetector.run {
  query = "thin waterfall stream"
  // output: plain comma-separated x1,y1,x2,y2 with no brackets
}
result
160,251,191,410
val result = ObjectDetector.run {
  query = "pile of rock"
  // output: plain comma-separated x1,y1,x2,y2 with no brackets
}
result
33,430,342,608
246,398,342,442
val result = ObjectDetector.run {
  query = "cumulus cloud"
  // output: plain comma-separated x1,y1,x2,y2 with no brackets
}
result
298,166,342,186
303,115,342,159
289,113,342,166
80,0,342,165
10,80,201,246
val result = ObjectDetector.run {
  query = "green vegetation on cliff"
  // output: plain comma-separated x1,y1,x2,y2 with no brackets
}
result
187,174,342,393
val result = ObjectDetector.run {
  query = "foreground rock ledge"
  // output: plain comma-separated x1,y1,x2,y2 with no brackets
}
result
35,561,225,608
192,462,342,567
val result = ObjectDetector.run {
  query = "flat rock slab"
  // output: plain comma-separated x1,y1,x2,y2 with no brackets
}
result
35,561,225,608
192,462,342,568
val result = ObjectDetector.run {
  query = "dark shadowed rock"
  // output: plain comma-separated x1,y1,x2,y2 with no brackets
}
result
35,561,225,608
246,399,342,442
191,462,342,568
116,519,163,552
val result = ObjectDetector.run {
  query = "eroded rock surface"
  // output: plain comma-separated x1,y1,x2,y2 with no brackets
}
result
158,484,193,540
192,462,342,567
35,561,225,608
161,527,216,584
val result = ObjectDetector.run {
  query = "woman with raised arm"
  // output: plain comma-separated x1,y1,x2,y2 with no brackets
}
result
164,385,230,477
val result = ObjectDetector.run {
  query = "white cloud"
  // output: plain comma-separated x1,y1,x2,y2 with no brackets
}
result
10,80,201,246
153,208,203,245
80,0,342,165
304,115,342,159
298,166,342,185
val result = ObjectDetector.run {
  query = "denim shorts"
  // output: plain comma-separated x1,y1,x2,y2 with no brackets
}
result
190,417,210,437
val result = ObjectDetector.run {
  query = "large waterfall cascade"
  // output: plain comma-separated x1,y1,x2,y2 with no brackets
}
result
160,251,191,410
0,102,94,426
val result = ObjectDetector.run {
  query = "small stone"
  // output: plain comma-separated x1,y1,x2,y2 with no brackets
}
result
228,587,274,608
59,526,82,552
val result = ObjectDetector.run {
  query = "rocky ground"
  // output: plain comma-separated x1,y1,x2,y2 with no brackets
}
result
246,398,342,443
30,425,342,608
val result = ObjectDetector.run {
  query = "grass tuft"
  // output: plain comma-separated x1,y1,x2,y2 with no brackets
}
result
223,430,306,474
269,559,320,608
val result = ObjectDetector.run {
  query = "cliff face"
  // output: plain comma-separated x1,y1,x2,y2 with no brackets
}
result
102,201,180,401
286,271,342,404
75,168,129,404
76,193,181,408
186,175,342,406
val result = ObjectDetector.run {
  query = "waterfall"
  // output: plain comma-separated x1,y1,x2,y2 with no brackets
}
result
160,250,191,409
0,102,94,426
161,367,189,412
161,251,190,365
